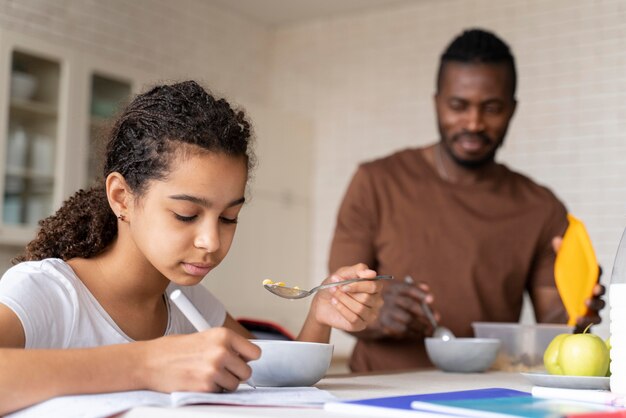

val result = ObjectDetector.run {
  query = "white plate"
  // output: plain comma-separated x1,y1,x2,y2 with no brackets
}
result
521,372,610,390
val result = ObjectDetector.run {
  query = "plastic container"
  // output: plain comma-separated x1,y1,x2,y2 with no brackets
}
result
610,228,626,394
472,322,573,371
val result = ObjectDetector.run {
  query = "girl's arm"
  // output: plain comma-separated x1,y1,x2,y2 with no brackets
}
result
0,343,147,414
0,306,260,415
297,263,384,343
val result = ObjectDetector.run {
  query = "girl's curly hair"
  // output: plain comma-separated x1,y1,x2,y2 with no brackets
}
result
14,81,255,263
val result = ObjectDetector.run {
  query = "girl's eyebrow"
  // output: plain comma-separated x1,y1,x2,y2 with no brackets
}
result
168,194,245,208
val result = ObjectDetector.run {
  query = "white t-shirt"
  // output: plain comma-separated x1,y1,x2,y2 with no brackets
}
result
0,258,226,349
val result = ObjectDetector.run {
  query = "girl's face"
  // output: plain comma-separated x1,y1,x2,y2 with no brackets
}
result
128,151,248,286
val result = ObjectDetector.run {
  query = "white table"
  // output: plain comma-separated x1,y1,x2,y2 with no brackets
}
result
122,369,532,417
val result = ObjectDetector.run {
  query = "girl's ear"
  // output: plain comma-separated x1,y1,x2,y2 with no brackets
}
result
106,172,132,220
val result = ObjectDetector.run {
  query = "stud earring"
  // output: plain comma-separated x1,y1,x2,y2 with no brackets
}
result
117,214,126,221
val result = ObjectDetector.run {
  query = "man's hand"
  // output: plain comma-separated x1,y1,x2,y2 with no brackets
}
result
364,276,439,339
575,281,606,333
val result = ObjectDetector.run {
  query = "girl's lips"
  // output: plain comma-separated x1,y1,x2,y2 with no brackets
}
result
182,262,214,276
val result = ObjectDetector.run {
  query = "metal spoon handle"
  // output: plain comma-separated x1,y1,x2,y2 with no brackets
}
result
420,300,439,329
313,275,393,292
404,276,438,329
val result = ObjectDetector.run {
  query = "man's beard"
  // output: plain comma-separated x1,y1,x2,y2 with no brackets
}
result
440,132,504,169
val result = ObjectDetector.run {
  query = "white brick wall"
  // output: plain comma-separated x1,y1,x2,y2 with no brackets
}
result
0,0,271,104
0,0,314,336
268,0,626,347
0,0,274,271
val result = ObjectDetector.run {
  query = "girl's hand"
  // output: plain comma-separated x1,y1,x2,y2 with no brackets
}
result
310,263,384,332
141,328,260,393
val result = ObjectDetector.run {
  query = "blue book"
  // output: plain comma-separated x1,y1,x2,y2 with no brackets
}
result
324,388,529,417
410,394,620,418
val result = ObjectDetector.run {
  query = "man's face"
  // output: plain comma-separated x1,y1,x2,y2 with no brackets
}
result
435,61,517,168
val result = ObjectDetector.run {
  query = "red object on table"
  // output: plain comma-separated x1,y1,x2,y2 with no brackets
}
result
237,317,295,340
568,412,626,418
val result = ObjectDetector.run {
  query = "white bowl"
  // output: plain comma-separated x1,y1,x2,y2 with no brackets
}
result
425,337,501,373
11,72,38,100
249,340,333,387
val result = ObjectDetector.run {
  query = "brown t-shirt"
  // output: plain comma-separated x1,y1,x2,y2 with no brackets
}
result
329,147,568,372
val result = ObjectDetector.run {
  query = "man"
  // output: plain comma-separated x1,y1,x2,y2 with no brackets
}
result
328,28,604,372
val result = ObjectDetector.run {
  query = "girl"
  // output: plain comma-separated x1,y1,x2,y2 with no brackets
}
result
0,81,383,414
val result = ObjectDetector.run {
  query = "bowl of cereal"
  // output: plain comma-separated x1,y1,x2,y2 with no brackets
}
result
249,340,333,386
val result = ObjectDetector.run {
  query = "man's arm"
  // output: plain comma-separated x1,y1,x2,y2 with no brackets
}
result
531,281,606,332
530,285,568,324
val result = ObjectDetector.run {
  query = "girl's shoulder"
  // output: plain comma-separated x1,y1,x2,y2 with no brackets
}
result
2,258,77,282
0,259,89,348
0,258,81,297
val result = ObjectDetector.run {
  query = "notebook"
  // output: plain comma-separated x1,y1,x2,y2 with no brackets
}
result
531,386,625,407
9,385,336,418
324,387,529,417
410,392,620,417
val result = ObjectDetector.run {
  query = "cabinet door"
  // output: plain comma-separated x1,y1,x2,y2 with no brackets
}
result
86,73,132,187
0,30,73,245
67,54,149,193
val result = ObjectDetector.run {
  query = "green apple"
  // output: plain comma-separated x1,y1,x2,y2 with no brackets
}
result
543,333,610,377
606,337,612,377
558,333,609,376
543,334,569,375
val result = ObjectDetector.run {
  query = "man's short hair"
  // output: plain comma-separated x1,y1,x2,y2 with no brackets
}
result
437,28,517,98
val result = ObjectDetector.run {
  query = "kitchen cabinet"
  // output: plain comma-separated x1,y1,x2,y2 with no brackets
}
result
5,52,60,228
0,29,145,246
86,74,132,186
0,29,71,246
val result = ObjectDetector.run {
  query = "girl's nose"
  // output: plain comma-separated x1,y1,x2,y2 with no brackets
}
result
194,223,220,253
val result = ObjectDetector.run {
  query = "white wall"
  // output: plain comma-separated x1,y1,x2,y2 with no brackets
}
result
205,105,313,335
0,1,312,331
0,0,271,104
268,0,626,350
0,0,273,271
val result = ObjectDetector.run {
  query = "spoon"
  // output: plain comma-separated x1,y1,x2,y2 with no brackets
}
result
264,275,393,299
404,276,455,341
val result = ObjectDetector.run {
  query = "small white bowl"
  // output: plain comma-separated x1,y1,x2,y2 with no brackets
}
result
11,72,38,100
249,340,333,387
425,337,500,373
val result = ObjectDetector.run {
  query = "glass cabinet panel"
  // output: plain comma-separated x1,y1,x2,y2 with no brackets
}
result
3,50,59,226
86,74,131,186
